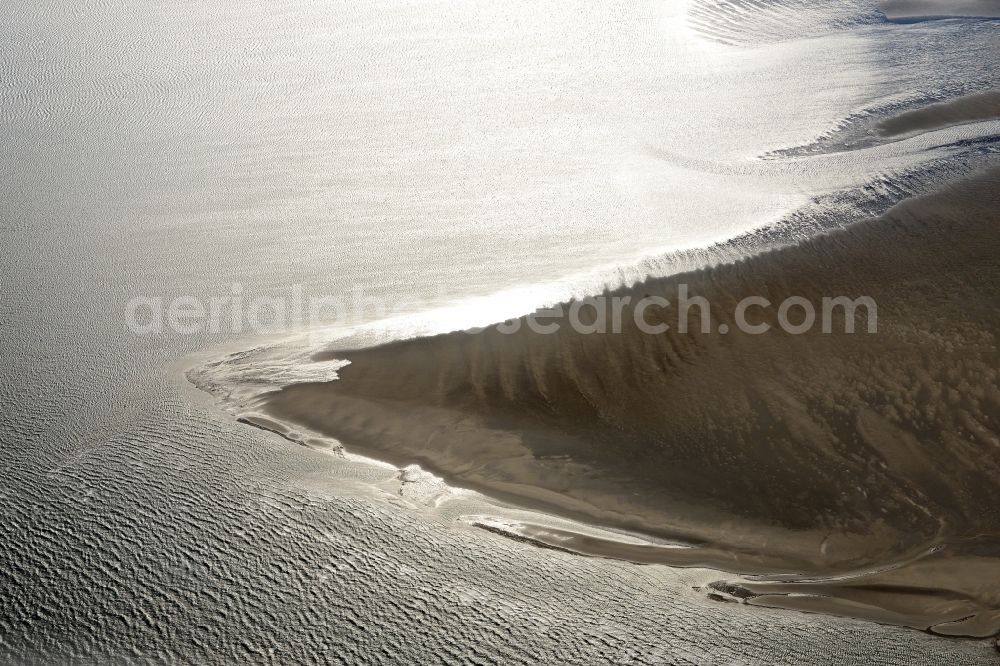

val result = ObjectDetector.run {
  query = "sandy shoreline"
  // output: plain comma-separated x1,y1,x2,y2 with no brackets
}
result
261,165,1000,636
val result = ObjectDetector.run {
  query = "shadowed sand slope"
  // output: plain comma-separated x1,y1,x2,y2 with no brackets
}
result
880,0,1000,21
265,170,1000,634
877,90,1000,137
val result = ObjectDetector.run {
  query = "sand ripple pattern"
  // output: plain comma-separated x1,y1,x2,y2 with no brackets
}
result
686,0,883,45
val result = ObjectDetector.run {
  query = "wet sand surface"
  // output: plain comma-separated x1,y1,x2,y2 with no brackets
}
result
6,0,1000,660
877,90,1000,137
880,0,1000,21
264,167,1000,636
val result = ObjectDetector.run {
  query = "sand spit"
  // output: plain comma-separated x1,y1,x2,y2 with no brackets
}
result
263,167,1000,636
236,413,345,456
472,517,1000,637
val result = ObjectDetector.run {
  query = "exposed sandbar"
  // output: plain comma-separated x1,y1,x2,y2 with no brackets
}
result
877,90,1000,137
880,0,1000,21
263,168,1000,635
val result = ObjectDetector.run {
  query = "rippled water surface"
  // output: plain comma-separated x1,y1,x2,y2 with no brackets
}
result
2,0,1000,662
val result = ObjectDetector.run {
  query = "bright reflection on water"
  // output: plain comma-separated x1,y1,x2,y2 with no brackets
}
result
2,0,1000,662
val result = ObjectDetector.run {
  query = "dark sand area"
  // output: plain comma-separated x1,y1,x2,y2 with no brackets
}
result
880,0,1000,20
877,90,1000,137
262,168,1000,635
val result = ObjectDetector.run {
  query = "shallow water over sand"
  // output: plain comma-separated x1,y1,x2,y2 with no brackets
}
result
3,0,1000,662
